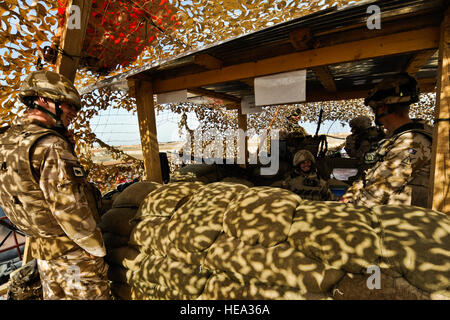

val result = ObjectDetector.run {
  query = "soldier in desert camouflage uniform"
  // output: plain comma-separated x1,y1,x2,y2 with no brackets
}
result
282,149,335,201
345,116,385,160
342,73,432,208
0,70,110,299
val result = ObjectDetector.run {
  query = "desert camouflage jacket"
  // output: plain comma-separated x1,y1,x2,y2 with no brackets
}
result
343,120,432,208
282,169,334,201
0,118,106,260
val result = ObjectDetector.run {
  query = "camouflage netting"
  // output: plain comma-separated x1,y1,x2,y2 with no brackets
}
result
102,180,450,300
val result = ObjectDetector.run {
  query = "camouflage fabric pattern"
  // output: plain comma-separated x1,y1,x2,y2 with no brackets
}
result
0,118,106,259
37,248,111,300
344,128,432,207
282,169,334,201
18,70,82,110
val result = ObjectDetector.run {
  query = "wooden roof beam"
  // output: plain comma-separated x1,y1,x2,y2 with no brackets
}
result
289,28,313,51
188,87,241,105
405,49,438,75
311,66,337,92
193,53,223,70
55,0,92,82
151,27,440,95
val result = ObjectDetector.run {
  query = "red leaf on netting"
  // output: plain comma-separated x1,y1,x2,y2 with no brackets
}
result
114,38,121,44
160,0,167,5
130,13,138,19
148,35,154,42
58,7,66,15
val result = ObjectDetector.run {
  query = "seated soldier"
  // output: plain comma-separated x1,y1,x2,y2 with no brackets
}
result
345,116,385,161
282,149,335,201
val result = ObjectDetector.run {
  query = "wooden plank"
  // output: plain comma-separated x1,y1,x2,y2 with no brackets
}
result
289,28,312,51
237,108,248,166
152,27,440,94
193,54,223,70
188,87,240,104
134,80,163,183
55,0,92,82
311,66,337,92
428,8,450,214
405,49,437,75
305,79,436,103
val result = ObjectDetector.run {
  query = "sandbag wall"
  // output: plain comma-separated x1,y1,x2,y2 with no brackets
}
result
104,181,450,300
99,182,161,300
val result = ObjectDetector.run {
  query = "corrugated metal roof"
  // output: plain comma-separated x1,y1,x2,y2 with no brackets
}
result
81,0,445,100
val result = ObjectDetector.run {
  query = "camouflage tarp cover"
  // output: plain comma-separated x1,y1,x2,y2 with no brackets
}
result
104,181,450,300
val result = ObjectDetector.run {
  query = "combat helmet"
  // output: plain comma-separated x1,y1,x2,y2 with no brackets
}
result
18,70,82,130
349,116,372,131
293,149,315,167
364,73,419,109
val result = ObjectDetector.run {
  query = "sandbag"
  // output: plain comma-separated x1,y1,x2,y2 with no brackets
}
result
220,177,255,187
372,205,450,293
110,282,132,300
99,207,138,237
224,187,302,247
112,181,161,208
133,254,211,296
199,272,330,300
130,279,198,300
204,233,345,294
288,201,381,274
167,182,248,253
332,272,430,300
102,232,130,250
107,265,135,284
104,246,145,271
135,181,204,220
129,216,171,256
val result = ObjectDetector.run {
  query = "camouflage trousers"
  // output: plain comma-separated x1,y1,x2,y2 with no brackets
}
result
36,248,111,300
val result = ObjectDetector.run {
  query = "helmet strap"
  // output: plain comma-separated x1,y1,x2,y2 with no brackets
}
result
31,101,67,132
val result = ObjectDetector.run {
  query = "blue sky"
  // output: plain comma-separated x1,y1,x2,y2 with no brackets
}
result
90,107,350,146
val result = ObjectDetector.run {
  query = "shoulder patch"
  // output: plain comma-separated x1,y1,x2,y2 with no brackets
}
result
73,166,86,177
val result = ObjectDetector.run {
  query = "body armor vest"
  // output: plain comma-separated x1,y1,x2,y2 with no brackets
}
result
363,122,432,207
287,170,328,201
0,123,78,260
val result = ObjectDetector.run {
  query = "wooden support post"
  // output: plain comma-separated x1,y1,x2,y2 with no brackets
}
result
134,80,163,183
429,8,450,214
237,108,248,167
55,0,92,82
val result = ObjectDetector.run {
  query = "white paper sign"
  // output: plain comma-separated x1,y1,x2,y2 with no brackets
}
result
156,89,188,104
241,95,262,114
254,70,306,106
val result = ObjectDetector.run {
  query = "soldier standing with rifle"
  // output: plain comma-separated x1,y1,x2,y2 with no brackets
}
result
341,73,433,208
0,70,110,299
